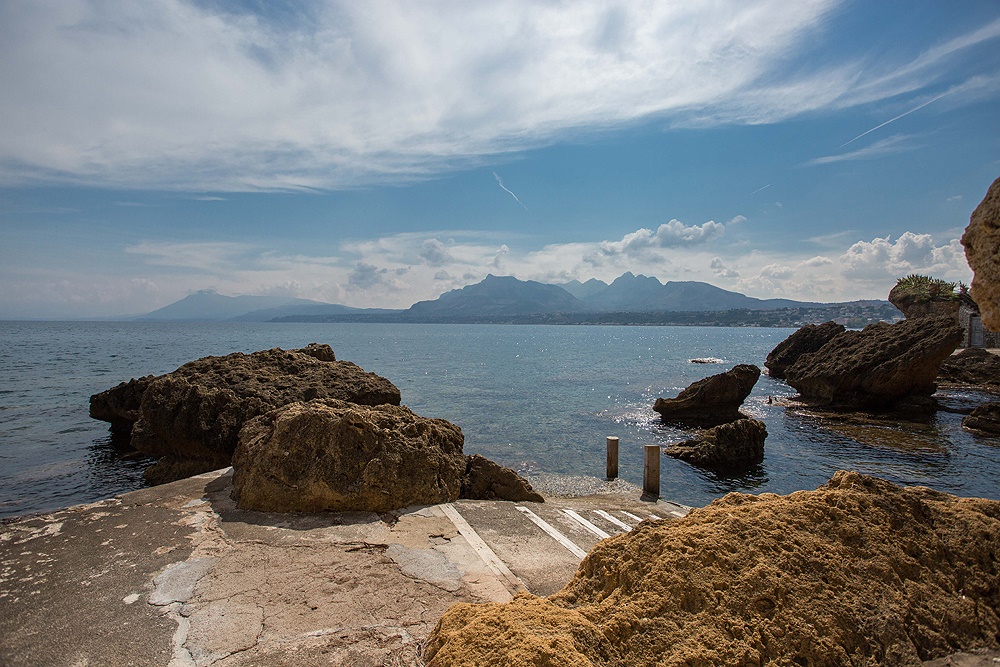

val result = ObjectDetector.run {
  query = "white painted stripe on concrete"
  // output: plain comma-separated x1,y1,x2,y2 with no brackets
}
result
562,509,611,539
440,503,526,596
515,506,588,559
620,511,644,523
594,509,632,532
668,510,688,518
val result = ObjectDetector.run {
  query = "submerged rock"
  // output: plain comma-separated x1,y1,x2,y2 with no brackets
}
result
90,345,401,483
938,348,1000,393
426,471,1000,666
764,321,845,380
962,175,1000,330
664,418,766,470
963,402,1000,435
784,315,962,409
232,399,465,513
653,364,760,426
461,454,543,503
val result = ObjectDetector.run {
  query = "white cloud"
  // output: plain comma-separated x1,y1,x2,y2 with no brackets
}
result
839,232,970,281
805,134,916,166
592,219,726,262
419,238,454,266
711,257,740,279
4,1,995,191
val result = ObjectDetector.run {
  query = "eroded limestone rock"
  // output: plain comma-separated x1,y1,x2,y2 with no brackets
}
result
962,176,1000,330
461,454,543,503
664,418,767,470
784,315,961,409
653,364,760,426
231,399,466,513
963,402,1000,435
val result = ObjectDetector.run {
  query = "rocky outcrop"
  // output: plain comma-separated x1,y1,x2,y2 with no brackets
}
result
425,472,1000,666
764,321,845,379
888,280,962,321
231,399,465,513
938,348,1000,393
90,345,401,483
664,418,766,470
461,454,543,503
784,315,962,409
962,176,1000,330
963,402,1000,435
653,364,760,426
89,375,155,433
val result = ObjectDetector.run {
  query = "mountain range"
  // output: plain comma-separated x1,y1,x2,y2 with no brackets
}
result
132,274,846,322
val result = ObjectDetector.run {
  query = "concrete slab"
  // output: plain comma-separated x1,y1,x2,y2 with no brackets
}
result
0,469,686,665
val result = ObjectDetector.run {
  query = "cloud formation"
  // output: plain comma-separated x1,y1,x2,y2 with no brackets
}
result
4,0,994,191
839,232,969,281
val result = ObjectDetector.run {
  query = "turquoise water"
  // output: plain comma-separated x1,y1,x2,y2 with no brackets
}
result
1,321,998,518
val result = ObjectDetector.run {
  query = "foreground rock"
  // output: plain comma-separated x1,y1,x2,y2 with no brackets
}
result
784,315,962,409
938,348,1000,393
653,364,760,426
764,321,845,380
232,399,465,513
90,345,401,483
963,402,1000,435
962,175,1000,330
232,400,543,512
664,418,767,470
426,471,1000,666
461,454,543,503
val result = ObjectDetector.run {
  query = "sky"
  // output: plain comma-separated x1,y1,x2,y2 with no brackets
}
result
1,1,999,319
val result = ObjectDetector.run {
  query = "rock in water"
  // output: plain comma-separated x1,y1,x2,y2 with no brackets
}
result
90,345,401,483
962,175,1000,330
784,315,962,409
664,418,766,469
425,472,1000,666
461,454,543,502
653,364,760,426
764,321,845,380
963,402,1000,435
232,399,466,513
938,348,1000,392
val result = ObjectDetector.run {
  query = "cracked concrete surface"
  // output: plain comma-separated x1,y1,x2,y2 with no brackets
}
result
0,469,513,666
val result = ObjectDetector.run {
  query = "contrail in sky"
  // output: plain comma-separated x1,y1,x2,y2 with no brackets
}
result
748,183,772,196
493,172,528,211
837,90,952,149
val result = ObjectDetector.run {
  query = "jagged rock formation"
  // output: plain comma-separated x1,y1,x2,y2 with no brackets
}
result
938,348,1000,393
784,315,962,409
461,454,543,503
664,418,767,470
653,365,760,426
764,321,845,379
962,176,1000,330
425,472,1000,666
90,345,401,484
963,402,1000,435
231,399,466,513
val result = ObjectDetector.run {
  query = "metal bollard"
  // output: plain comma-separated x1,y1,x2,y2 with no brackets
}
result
643,444,660,498
606,436,619,480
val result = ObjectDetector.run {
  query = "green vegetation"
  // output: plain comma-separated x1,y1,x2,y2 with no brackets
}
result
893,274,963,301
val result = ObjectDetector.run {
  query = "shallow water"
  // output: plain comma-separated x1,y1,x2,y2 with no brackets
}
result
1,320,997,518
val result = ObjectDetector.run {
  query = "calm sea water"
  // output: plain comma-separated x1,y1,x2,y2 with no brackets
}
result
1,321,998,519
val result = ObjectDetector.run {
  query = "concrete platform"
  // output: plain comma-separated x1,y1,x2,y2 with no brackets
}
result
0,468,685,666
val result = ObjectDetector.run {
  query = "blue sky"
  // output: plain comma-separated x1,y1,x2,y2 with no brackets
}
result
1,0,999,318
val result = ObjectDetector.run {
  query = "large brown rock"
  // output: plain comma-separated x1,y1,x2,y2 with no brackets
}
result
231,399,465,513
962,176,1000,330
426,472,1000,666
664,418,766,470
653,364,760,426
461,454,543,503
784,315,962,408
888,281,962,321
90,345,401,483
764,321,845,379
938,348,1000,393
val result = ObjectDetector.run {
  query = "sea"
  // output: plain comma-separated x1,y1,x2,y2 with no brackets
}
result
2,320,998,520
